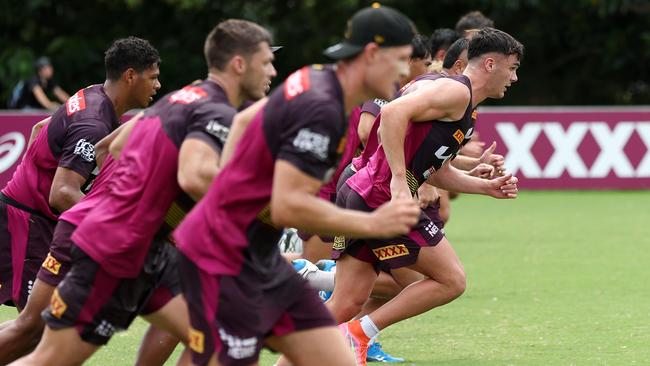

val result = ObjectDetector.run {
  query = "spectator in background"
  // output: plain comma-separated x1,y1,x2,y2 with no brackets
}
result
428,28,460,72
455,10,494,38
15,57,69,111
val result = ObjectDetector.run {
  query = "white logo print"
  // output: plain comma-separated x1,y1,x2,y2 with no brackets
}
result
219,328,257,360
0,132,26,173
373,98,388,107
73,139,95,162
206,120,230,144
292,128,330,161
95,320,116,338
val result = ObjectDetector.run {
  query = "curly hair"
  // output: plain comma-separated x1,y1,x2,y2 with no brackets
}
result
104,36,160,80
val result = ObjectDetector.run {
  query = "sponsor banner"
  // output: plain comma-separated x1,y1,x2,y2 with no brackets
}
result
0,113,46,188
476,107,650,189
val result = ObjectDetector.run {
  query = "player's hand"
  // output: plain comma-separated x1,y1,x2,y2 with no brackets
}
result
479,141,505,177
468,163,494,179
417,183,439,209
484,173,518,199
370,197,420,238
390,175,412,201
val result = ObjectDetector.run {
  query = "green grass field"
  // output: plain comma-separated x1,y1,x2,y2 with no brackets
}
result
2,190,649,365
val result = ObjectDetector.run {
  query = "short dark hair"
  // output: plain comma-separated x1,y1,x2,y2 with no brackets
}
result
442,38,469,69
205,19,272,71
411,34,430,60
467,27,524,61
455,11,494,34
429,28,460,55
105,37,160,81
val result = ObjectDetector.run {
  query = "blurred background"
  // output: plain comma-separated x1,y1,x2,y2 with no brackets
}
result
2,0,650,107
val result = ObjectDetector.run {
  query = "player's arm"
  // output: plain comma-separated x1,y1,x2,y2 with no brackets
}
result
49,168,87,212
26,117,50,150
53,86,70,103
451,141,503,175
426,161,518,199
379,79,470,200
357,112,378,147
31,85,59,110
220,97,267,166
177,138,220,201
95,111,143,166
271,161,419,238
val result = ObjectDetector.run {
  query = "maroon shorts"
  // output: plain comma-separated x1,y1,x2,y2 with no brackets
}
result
0,200,55,308
43,241,180,345
332,183,445,270
37,220,76,287
423,199,445,233
179,252,335,366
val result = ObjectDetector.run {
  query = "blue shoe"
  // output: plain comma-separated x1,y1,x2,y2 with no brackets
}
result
366,341,404,363
292,259,318,278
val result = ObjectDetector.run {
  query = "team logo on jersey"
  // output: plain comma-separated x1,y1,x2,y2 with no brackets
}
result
333,236,346,251
373,244,410,261
284,67,311,100
189,327,205,354
169,86,208,104
42,253,61,275
50,288,67,319
66,90,87,116
471,109,478,121
453,129,465,144
373,98,388,108
293,128,330,161
73,138,96,162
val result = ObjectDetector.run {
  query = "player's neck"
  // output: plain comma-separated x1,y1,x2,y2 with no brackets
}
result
463,67,489,108
207,72,244,108
103,80,133,117
335,62,369,115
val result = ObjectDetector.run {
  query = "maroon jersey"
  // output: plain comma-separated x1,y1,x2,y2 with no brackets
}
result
2,85,118,220
175,65,347,281
72,80,234,278
347,73,477,208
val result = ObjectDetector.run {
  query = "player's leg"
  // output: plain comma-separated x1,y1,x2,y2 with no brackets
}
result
0,279,53,364
299,234,333,263
8,326,99,366
267,327,354,366
135,325,179,366
364,237,465,331
325,253,378,323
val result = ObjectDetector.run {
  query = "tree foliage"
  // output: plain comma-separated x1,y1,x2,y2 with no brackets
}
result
1,0,649,106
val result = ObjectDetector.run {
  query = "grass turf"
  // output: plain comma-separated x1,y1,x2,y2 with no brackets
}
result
1,190,648,365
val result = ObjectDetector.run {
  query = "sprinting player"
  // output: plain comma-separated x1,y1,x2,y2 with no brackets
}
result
428,28,460,72
173,5,419,366
328,28,524,365
10,19,276,366
0,36,160,316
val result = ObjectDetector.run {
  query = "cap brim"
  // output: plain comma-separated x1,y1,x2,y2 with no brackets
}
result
323,42,364,60
271,46,283,53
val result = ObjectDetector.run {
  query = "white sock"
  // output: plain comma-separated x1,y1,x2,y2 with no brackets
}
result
359,315,380,339
305,270,335,291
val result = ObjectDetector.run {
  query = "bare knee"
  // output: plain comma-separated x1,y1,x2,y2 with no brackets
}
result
446,269,466,299
327,294,367,323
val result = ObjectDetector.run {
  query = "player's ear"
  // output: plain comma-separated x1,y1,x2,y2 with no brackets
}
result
484,57,495,72
123,68,137,85
363,42,380,64
231,55,246,75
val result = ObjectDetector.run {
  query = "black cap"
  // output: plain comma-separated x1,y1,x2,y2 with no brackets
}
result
324,3,416,60
271,46,283,53
34,56,51,70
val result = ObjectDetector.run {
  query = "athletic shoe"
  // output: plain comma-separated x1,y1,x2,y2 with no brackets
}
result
366,341,405,363
339,320,370,366
292,259,319,279
315,259,336,301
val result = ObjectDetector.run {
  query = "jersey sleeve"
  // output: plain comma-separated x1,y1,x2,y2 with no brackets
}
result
276,101,345,181
58,119,110,179
185,103,237,154
360,98,386,117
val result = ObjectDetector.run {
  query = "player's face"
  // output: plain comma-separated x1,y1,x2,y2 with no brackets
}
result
133,65,161,108
490,53,519,99
404,55,432,86
366,44,413,100
242,42,277,101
